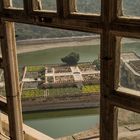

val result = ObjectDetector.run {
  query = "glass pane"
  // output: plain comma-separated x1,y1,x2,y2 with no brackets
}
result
12,0,23,8
120,38,140,92
0,69,5,97
122,0,140,17
118,108,140,140
16,23,100,139
41,0,56,11
76,0,101,14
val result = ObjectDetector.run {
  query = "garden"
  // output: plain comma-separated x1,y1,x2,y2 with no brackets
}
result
21,63,100,98
22,84,100,99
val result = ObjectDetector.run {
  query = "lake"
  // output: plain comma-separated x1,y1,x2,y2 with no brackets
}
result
23,108,99,138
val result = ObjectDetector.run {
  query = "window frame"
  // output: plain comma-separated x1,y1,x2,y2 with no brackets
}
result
0,0,139,140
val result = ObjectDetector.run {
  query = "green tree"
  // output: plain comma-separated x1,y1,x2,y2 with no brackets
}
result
93,58,100,70
61,52,80,65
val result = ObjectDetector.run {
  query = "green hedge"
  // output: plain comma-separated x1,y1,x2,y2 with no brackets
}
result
48,87,81,96
27,66,45,72
22,89,44,98
82,85,100,93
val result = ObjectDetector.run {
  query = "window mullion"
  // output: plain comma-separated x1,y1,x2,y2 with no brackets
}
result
0,21,24,140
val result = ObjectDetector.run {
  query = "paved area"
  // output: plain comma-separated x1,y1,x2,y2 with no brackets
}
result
57,125,140,140
44,65,100,84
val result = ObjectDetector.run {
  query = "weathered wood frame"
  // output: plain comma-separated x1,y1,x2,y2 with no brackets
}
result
0,0,139,140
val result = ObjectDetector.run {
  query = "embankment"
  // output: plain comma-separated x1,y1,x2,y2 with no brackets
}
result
16,35,100,54
16,36,140,54
22,93,100,112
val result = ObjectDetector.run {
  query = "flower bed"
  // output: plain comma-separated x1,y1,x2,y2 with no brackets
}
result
83,74,96,81
55,75,74,83
22,89,45,98
54,66,71,73
78,64,96,72
82,85,100,93
27,65,45,72
23,82,38,89
25,72,38,79
47,76,54,83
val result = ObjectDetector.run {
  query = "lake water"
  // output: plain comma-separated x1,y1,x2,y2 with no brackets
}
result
18,45,100,66
18,42,140,66
20,41,140,138
23,108,99,138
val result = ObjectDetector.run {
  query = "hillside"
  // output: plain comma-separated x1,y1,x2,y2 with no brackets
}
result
13,0,140,40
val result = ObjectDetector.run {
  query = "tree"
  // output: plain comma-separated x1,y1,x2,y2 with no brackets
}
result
61,52,80,65
93,58,100,70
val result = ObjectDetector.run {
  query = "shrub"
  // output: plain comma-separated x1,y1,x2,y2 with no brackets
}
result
61,52,80,65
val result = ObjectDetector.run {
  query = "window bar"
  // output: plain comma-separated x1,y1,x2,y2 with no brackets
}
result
62,0,77,17
100,32,118,140
23,0,32,15
2,0,12,8
0,110,4,137
56,0,64,17
32,0,42,11
100,0,119,139
0,21,24,140
117,0,123,17
100,98,118,140
69,0,77,13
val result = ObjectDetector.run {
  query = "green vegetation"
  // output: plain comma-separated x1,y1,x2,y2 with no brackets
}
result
82,85,100,93
48,85,100,96
21,85,100,98
48,87,81,96
22,89,44,98
93,58,100,70
61,52,80,65
27,66,45,72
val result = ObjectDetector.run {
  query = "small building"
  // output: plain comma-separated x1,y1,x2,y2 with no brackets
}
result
121,52,140,90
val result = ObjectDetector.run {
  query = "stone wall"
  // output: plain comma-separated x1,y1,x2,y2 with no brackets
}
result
22,93,100,112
